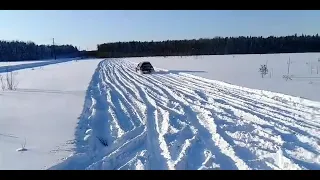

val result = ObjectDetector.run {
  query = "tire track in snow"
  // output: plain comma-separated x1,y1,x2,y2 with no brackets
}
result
118,59,319,169
118,60,249,170
158,73,319,169
106,60,228,169
179,73,320,117
171,72,320,169
101,64,135,133
116,66,174,169
103,60,174,169
52,59,320,170
105,62,144,127
161,73,319,129
156,72,320,145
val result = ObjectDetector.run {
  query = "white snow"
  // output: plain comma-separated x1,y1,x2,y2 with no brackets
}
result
128,53,320,101
0,59,101,169
1,53,320,170
50,57,320,170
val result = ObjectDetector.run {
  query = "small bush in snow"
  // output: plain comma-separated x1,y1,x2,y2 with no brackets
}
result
6,72,19,90
259,64,268,78
0,75,6,90
3,67,18,90
283,75,293,81
0,68,18,91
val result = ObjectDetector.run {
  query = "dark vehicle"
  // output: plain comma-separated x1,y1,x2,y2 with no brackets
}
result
135,61,155,74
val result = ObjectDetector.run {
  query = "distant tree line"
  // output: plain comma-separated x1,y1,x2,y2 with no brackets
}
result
4,34,320,61
94,34,320,58
0,40,79,62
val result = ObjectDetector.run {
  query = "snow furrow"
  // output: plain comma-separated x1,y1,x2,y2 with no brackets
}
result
158,72,320,143
118,60,250,169
179,73,320,116
104,62,144,127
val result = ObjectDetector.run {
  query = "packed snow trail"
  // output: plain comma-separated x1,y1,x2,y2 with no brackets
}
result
51,59,320,170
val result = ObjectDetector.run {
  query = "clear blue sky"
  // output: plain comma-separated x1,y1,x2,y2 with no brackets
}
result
0,10,319,50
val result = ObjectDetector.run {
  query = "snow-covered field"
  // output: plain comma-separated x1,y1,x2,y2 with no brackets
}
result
1,53,320,170
0,59,101,169
128,53,320,101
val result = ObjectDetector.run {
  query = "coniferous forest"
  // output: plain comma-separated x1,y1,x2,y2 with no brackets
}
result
95,34,320,58
3,34,320,61
0,40,79,62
